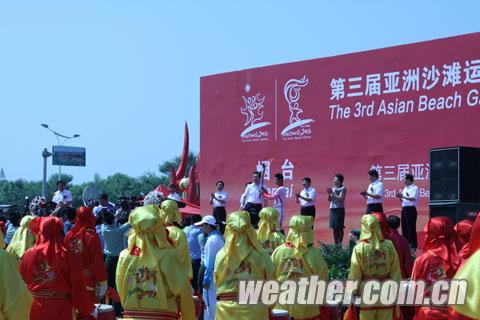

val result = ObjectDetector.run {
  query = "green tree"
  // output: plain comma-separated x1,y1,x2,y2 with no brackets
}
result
158,151,198,180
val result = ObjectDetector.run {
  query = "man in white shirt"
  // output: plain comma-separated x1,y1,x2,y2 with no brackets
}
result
295,177,317,218
93,193,116,217
264,173,288,230
195,215,224,320
51,180,72,208
361,169,385,213
396,173,420,249
209,180,228,233
240,171,263,228
167,183,185,208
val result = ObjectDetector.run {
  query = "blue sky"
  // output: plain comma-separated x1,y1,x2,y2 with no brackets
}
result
0,1,478,183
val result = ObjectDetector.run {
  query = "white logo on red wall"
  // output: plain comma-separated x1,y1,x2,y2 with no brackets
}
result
240,84,271,142
281,76,314,140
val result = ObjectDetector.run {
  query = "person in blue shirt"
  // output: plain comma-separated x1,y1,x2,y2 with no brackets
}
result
5,210,21,245
196,215,224,320
61,207,77,235
185,214,202,292
100,209,131,316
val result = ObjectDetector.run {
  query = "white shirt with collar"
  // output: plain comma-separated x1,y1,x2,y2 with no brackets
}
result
212,191,228,208
300,187,317,207
168,192,182,202
401,184,419,207
366,180,384,204
241,183,262,205
52,189,72,205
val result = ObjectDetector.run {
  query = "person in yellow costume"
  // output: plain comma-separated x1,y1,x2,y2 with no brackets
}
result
0,230,33,320
214,211,275,320
451,249,480,319
158,200,193,279
347,214,402,320
257,207,285,255
271,215,328,319
116,205,195,320
7,215,36,260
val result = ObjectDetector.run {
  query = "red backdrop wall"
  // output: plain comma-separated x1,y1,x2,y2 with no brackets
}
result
200,32,480,244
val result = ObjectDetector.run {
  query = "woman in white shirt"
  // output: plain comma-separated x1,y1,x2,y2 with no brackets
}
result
210,180,228,233
327,173,347,245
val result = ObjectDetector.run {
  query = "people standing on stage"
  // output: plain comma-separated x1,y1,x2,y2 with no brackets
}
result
395,173,419,249
361,169,385,213
296,177,317,218
263,173,288,229
240,171,263,228
210,180,228,233
327,173,346,245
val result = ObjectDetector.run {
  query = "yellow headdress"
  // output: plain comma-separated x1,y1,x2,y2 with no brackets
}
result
216,211,263,285
359,214,384,250
257,207,279,243
6,215,36,259
285,215,314,259
159,200,181,225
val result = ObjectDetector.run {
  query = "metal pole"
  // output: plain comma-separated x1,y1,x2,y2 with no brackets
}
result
42,148,52,198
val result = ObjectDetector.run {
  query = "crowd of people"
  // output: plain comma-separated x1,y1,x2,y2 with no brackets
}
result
0,171,479,320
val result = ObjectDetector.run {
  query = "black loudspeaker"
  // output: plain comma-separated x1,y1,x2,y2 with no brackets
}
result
429,147,480,203
430,202,480,224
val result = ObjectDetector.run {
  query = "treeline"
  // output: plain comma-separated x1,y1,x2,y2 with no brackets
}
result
0,152,197,209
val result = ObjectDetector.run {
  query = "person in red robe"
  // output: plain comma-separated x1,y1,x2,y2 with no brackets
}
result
449,215,480,320
65,206,108,319
20,216,96,320
411,216,460,320
458,214,480,264
372,213,413,279
454,212,477,252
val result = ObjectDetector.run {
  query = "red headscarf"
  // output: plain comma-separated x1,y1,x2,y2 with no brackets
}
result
454,219,475,251
372,212,390,238
65,206,96,243
459,217,480,261
423,216,459,275
31,216,66,269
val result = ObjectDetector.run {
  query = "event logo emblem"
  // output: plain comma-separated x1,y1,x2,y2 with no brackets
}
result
281,76,314,140
240,84,271,142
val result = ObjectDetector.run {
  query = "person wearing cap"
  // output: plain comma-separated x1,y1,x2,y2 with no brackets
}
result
346,214,401,320
158,200,193,280
196,215,224,320
271,215,328,319
116,205,195,320
257,207,285,255
214,211,275,320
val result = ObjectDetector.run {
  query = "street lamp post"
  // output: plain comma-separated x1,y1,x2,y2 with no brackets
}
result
41,124,80,181
41,148,52,198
